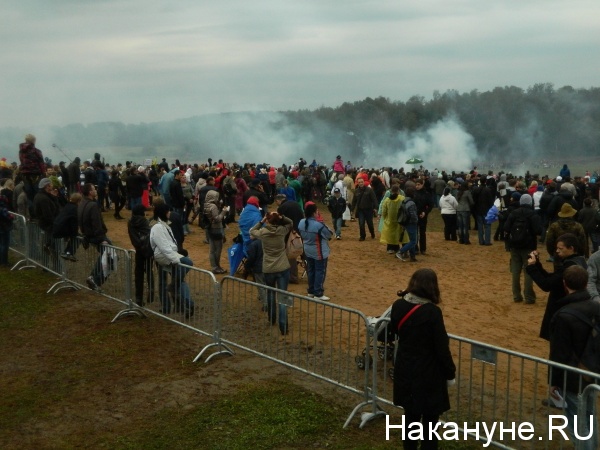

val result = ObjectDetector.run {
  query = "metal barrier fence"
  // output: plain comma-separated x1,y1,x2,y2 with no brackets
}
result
364,315,600,448
219,275,374,425
7,218,600,448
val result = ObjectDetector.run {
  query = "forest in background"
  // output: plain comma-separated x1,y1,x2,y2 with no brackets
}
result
1,83,599,170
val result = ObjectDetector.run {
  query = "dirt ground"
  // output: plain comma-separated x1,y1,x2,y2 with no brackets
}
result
106,207,550,359
2,206,556,448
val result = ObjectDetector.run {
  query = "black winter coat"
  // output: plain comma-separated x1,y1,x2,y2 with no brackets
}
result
504,205,542,250
526,254,588,340
391,298,456,415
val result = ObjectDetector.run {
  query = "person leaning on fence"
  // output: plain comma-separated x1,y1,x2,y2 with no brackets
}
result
250,211,293,335
78,183,112,291
53,192,82,262
33,178,60,256
150,203,194,316
391,268,456,450
0,194,15,267
549,265,598,450
244,235,267,309
128,204,155,307
526,233,588,341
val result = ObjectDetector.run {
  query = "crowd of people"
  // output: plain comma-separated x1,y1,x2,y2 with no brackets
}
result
3,136,600,448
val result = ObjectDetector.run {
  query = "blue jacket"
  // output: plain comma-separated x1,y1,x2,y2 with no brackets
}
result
239,204,263,255
298,217,333,260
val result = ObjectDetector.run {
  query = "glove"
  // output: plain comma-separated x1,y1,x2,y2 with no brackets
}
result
447,379,456,387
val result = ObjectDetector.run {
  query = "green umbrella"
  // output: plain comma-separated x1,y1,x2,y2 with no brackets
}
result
405,157,424,165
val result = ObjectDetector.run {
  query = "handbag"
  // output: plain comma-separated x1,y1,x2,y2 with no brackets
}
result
342,205,351,221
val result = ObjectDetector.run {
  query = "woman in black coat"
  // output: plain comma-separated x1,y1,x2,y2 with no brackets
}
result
391,268,456,450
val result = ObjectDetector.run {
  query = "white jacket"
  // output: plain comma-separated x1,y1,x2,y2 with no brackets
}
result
439,194,458,214
150,219,182,266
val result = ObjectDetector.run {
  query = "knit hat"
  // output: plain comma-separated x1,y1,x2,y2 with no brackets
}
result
556,176,563,182
246,196,260,207
511,191,522,201
132,204,146,216
519,194,533,206
38,178,51,189
557,203,577,218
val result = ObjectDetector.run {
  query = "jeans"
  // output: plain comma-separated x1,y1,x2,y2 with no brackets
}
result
357,209,375,239
564,390,598,450
129,196,142,210
333,217,342,237
509,248,536,303
306,257,328,297
0,229,10,265
264,269,290,335
457,211,471,244
476,215,491,245
157,256,193,313
398,223,418,257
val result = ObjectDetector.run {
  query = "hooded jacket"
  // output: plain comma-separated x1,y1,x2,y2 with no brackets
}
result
250,216,293,273
203,190,226,234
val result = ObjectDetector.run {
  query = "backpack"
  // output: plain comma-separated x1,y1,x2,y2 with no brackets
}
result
223,181,235,196
286,230,304,259
397,199,410,226
138,231,153,258
561,305,600,380
508,213,531,248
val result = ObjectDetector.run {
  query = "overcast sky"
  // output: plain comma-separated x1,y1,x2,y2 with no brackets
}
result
2,0,599,128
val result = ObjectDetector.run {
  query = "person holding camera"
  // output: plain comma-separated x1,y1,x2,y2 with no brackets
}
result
203,190,228,274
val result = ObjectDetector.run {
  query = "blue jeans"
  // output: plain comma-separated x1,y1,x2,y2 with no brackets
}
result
333,217,342,237
157,256,193,313
129,196,142,210
399,223,418,257
565,390,598,450
0,229,10,265
306,257,328,297
476,215,491,245
264,269,290,335
457,211,471,244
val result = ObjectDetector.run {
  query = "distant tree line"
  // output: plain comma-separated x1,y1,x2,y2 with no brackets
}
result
1,83,599,164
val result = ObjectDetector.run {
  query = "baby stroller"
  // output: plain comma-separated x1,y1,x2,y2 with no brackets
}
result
355,304,395,371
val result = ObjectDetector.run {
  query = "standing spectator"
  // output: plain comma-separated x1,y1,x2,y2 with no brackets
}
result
432,174,446,208
234,171,249,214
343,172,355,219
439,187,458,241
78,183,112,291
379,185,405,254
150,203,194,317
0,179,14,212
53,193,82,261
239,197,264,256
504,194,542,304
243,236,267,308
108,169,126,220
351,177,378,241
456,182,474,245
396,187,419,262
414,178,433,254
327,188,346,240
250,212,293,335
299,203,333,301
526,233,587,340
275,193,305,284
391,268,456,450
33,178,60,256
128,204,155,307
473,177,495,246
221,171,238,223
67,157,81,195
169,170,185,219
577,198,598,254
332,155,345,174
203,190,228,274
18,134,46,218
0,194,15,267
546,203,588,260
94,162,109,212
126,166,145,210
548,266,598,449
587,249,600,302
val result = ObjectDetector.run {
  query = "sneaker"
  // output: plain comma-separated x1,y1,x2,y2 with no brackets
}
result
336,235,341,240
371,233,375,239
359,237,365,241
387,250,395,254
316,295,330,301
307,293,314,298
86,276,98,290
395,252,406,261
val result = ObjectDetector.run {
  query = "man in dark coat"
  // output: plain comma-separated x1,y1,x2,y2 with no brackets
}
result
243,179,269,213
18,134,46,217
549,266,598,448
33,178,60,255
67,157,81,194
472,177,495,245
351,177,378,241
413,178,433,254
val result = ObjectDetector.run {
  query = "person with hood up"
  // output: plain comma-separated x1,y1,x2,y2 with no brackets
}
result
203,190,228,274
238,196,263,256
128,204,154,306
250,211,293,335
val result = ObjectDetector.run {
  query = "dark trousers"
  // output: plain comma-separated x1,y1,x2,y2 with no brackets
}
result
402,411,440,450
442,214,457,241
357,209,375,239
416,218,428,253
134,253,154,303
